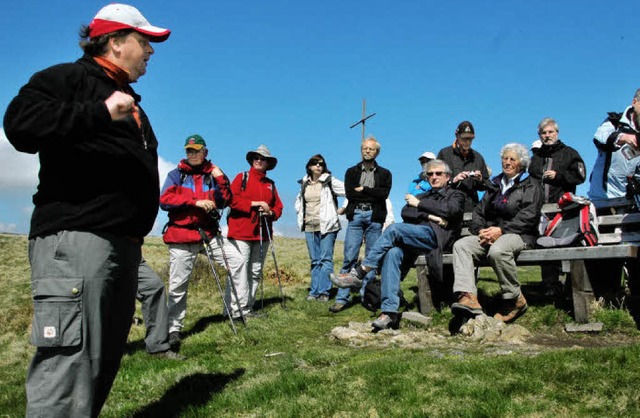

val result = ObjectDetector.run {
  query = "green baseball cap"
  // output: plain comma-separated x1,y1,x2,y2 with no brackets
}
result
184,134,206,150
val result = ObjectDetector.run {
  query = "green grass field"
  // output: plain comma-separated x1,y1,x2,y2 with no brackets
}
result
1,234,639,417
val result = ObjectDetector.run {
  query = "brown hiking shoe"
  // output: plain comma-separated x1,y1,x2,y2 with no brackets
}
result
451,292,483,316
494,293,528,323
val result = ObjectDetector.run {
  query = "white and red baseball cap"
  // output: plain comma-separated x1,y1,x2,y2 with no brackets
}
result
89,3,171,42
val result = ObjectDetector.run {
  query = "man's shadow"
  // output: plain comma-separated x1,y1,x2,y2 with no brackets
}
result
132,368,245,417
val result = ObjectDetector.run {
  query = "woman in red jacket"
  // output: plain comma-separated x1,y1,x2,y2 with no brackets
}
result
225,145,284,318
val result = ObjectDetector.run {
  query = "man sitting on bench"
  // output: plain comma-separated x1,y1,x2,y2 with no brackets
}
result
451,143,543,323
331,159,465,330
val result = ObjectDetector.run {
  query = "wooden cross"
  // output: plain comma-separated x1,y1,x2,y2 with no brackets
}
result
349,99,376,141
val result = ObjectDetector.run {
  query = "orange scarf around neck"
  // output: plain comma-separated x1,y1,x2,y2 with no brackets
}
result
93,56,141,129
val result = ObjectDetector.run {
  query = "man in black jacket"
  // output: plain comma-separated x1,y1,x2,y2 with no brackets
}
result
330,136,392,313
451,143,543,324
529,117,586,296
332,160,464,329
3,4,170,416
437,121,490,212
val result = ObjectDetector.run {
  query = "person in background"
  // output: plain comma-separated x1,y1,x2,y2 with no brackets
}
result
136,259,183,359
588,88,640,201
160,134,231,352
332,160,464,330
330,136,392,313
587,89,640,296
451,143,542,324
407,151,436,196
3,4,170,416
295,154,345,302
225,145,284,319
529,117,586,297
438,121,490,212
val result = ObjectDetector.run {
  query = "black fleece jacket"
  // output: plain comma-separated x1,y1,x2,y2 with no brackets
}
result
4,54,160,239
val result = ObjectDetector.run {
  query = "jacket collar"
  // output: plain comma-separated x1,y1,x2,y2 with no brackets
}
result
77,54,142,102
178,159,213,174
490,171,529,187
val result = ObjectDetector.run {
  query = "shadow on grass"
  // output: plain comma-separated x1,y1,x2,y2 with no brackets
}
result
132,368,245,418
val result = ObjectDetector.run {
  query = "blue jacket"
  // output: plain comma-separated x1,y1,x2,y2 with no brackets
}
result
588,106,640,200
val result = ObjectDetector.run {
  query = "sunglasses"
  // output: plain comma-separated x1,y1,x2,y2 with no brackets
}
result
426,171,445,177
253,156,267,161
309,161,325,167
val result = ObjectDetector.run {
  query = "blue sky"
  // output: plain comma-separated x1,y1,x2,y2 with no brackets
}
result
1,1,640,238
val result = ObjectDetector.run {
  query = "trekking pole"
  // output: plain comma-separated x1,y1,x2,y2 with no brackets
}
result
261,212,286,309
214,229,247,326
258,211,265,311
198,228,237,334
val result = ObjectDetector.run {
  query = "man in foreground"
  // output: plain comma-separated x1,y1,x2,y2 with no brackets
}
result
3,4,170,416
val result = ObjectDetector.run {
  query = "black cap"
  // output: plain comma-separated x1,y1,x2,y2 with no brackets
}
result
455,121,475,136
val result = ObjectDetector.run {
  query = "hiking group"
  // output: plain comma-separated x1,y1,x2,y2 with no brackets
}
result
4,2,640,416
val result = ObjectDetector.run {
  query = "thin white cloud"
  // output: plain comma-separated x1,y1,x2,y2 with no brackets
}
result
158,156,174,187
0,129,39,190
0,222,18,233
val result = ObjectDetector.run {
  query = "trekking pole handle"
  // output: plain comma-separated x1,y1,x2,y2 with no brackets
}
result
198,228,209,244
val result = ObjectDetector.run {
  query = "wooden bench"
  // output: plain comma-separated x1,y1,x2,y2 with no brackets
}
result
414,197,640,323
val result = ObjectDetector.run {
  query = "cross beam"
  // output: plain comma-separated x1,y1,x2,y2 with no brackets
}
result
349,99,376,141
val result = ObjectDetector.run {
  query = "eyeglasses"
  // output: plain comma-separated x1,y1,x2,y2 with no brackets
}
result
186,148,203,155
426,171,445,177
310,161,325,167
253,156,267,161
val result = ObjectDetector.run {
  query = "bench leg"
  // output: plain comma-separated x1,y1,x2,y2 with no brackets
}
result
416,264,435,315
625,259,640,328
570,260,595,323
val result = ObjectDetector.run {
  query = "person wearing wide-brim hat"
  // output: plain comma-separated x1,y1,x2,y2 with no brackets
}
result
245,145,278,170
224,145,284,319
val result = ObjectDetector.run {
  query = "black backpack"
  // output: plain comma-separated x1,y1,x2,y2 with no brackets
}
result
361,279,406,312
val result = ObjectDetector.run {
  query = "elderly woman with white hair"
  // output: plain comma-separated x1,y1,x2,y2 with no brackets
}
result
451,143,543,323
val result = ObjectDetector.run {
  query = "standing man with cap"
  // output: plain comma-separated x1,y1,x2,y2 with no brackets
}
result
330,136,392,313
528,117,586,297
438,121,490,212
225,145,284,318
3,4,170,416
407,151,436,196
160,134,231,351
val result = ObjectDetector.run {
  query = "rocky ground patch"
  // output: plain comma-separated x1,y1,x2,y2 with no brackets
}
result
330,312,638,356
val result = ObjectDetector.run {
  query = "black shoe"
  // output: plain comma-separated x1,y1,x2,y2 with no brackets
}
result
168,331,181,351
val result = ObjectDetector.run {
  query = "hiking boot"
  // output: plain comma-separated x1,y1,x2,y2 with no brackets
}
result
306,294,318,301
451,292,483,316
329,303,347,313
168,331,181,351
330,266,365,288
494,293,528,323
372,312,401,330
151,349,186,360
